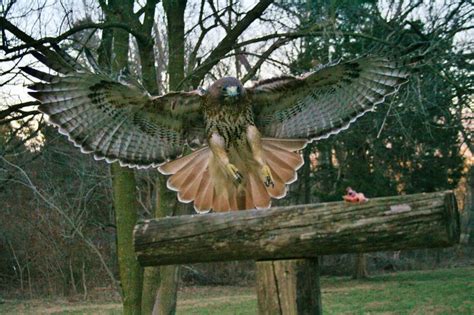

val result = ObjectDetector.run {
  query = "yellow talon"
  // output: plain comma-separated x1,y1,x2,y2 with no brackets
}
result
261,165,274,188
226,163,243,183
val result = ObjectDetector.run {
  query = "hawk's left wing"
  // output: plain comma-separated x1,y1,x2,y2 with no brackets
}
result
23,56,205,169
249,56,408,141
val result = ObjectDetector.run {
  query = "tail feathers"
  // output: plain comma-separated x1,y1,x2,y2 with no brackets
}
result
262,138,307,151
193,172,214,213
178,163,207,203
159,148,210,205
213,189,236,212
244,189,253,210
159,147,208,175
263,139,305,185
264,166,286,199
247,172,271,209
158,138,306,213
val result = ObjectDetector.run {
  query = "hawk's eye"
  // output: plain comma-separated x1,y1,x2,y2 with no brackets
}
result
221,86,226,92
236,86,241,93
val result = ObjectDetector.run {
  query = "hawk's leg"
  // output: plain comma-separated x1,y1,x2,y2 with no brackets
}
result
246,126,274,188
209,133,242,183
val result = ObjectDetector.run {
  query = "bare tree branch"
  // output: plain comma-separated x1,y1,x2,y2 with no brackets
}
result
241,37,289,83
1,17,146,53
187,0,274,88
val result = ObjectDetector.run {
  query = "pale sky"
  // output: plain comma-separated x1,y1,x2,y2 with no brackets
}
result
1,0,472,104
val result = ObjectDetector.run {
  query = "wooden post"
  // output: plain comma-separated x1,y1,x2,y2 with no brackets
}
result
256,258,322,315
133,191,460,313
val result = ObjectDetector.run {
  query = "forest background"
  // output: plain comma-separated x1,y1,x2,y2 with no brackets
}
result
0,0,472,313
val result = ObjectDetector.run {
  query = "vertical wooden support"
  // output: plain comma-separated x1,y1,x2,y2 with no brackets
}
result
256,258,322,315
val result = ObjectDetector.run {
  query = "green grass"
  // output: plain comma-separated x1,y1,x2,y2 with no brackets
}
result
177,286,256,314
321,267,474,314
1,267,473,314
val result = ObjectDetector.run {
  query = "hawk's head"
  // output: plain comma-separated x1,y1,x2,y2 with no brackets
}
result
209,77,245,105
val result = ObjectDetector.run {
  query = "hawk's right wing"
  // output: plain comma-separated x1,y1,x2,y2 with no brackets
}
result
249,57,408,141
23,53,205,169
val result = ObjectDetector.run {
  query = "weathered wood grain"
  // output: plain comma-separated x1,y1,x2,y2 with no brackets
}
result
256,258,322,315
134,191,459,266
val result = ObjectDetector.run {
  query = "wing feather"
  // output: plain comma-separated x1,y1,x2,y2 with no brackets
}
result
23,57,205,169
249,56,408,141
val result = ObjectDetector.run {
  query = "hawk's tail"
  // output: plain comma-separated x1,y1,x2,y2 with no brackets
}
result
159,138,306,212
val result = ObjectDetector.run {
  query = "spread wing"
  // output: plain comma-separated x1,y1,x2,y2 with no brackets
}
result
249,56,408,141
23,54,205,169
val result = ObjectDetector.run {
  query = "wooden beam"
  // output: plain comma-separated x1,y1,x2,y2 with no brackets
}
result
134,191,460,266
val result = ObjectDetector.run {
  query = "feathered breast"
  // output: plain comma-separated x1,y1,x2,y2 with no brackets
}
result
204,101,254,148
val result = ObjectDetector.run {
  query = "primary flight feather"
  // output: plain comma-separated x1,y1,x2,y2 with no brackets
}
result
24,52,408,212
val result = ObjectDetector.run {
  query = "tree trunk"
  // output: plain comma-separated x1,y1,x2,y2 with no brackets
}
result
148,175,180,315
134,191,460,266
352,253,368,279
466,167,474,244
132,2,164,313
106,1,144,313
112,164,143,314
163,0,186,90
148,1,188,314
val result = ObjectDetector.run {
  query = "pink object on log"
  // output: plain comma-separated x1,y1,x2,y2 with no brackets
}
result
343,187,369,203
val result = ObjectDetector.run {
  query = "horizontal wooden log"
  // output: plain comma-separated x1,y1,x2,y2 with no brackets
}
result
134,191,460,266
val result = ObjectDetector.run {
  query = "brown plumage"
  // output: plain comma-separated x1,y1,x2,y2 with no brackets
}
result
159,138,306,212
25,51,409,212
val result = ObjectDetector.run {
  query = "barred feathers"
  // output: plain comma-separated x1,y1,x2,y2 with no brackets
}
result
23,67,186,168
252,57,409,141
159,138,306,212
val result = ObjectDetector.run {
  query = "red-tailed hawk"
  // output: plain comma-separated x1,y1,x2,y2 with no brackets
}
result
24,52,407,212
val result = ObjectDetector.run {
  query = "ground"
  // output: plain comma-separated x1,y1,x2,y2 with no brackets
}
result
1,267,473,314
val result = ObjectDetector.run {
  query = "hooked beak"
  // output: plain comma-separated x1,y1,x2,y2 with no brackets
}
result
223,85,240,102
225,86,239,97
